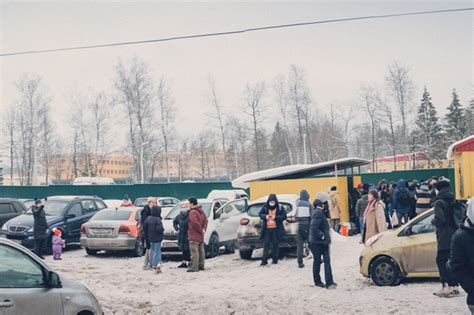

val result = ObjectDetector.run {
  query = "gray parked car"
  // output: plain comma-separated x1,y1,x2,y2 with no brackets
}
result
0,238,103,315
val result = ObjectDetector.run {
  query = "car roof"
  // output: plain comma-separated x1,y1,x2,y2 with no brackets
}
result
47,195,101,201
250,194,299,205
0,198,20,202
135,197,177,200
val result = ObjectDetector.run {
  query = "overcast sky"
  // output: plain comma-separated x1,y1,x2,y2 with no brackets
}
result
1,0,472,152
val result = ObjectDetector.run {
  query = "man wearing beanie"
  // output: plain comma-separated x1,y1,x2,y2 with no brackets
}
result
187,197,208,272
432,180,459,297
450,198,474,314
309,192,337,289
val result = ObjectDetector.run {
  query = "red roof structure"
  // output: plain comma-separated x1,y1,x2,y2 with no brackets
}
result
447,135,474,158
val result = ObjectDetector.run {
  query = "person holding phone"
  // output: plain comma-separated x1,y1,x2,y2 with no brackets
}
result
32,199,48,259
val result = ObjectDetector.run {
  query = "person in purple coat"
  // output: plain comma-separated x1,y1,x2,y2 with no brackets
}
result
52,228,65,260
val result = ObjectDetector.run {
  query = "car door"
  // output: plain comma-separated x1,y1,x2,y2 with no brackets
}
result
0,203,19,227
216,199,248,242
396,212,437,274
0,243,63,315
64,202,85,242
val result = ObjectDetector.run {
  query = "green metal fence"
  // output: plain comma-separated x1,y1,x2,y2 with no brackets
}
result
0,182,234,201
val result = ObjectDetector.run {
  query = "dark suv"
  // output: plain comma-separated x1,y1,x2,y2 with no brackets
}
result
1,196,107,251
0,198,27,228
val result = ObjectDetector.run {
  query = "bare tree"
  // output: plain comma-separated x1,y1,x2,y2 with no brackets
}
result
273,74,294,164
372,88,398,170
156,77,176,183
115,57,156,183
38,104,54,184
2,106,17,185
361,85,380,172
386,61,415,151
207,76,230,179
243,81,266,171
192,131,215,179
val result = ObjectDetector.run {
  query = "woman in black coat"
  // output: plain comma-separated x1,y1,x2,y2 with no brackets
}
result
173,208,190,268
32,199,48,259
259,194,287,266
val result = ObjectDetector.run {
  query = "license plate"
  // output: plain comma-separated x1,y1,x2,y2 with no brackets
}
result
162,242,176,248
92,228,112,235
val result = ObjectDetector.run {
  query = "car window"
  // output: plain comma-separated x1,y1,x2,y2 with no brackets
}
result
26,201,68,217
13,202,25,213
213,202,222,213
67,203,83,217
95,200,107,210
165,203,212,220
247,202,293,217
134,199,148,207
0,203,15,215
0,244,45,288
409,213,436,235
221,199,247,217
81,200,97,214
170,198,179,205
92,210,133,221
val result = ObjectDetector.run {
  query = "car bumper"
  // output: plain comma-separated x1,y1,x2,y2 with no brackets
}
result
359,246,375,277
161,240,181,255
238,234,298,251
80,236,136,251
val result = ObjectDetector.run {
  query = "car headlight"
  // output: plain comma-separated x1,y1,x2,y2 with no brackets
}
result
366,233,383,247
1,224,7,231
27,228,34,233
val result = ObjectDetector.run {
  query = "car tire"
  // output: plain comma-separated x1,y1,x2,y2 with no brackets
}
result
370,256,402,286
132,240,145,257
206,234,220,258
239,249,253,260
85,247,98,256
224,242,235,254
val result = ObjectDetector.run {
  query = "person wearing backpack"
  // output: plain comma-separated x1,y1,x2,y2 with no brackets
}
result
450,198,474,314
392,179,411,225
431,180,459,297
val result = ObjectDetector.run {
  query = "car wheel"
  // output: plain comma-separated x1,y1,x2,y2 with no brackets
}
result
239,249,253,260
370,256,402,286
224,242,235,254
206,234,220,258
132,240,145,257
85,247,98,256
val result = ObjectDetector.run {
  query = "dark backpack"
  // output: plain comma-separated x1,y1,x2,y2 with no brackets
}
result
452,200,467,227
397,188,411,206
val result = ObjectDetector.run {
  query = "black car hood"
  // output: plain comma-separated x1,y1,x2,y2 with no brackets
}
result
5,214,61,228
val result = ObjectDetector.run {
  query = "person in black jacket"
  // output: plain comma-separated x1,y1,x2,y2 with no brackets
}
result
431,180,459,297
173,205,190,269
32,199,48,259
309,192,336,289
259,194,287,266
144,205,164,273
140,197,156,270
450,198,474,314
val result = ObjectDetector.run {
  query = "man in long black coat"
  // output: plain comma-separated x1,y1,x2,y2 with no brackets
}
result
32,199,48,259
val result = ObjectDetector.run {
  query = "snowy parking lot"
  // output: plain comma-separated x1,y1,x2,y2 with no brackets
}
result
47,235,468,315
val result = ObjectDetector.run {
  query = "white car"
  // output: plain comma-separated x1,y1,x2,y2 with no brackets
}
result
0,238,102,314
133,197,180,218
162,198,248,258
207,189,249,201
102,199,124,208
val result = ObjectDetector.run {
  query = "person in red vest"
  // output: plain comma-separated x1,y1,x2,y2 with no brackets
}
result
187,197,208,272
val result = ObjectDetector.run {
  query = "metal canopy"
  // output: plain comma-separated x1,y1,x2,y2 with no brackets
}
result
232,157,370,189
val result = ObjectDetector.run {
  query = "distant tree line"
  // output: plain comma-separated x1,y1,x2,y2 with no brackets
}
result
2,57,472,185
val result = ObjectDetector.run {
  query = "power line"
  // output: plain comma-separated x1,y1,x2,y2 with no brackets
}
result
1,7,472,57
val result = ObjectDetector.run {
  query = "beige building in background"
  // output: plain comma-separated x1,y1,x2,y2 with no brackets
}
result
372,153,450,173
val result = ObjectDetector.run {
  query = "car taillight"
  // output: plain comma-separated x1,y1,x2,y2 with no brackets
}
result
119,225,131,234
240,218,250,226
287,216,297,223
80,224,85,234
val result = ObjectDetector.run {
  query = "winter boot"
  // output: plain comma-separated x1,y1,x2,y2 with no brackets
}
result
155,267,162,274
178,262,188,268
433,284,449,297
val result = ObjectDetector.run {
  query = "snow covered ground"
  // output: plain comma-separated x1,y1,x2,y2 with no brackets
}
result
48,235,468,315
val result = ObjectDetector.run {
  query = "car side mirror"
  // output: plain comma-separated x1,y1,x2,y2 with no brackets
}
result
46,271,62,288
65,214,76,220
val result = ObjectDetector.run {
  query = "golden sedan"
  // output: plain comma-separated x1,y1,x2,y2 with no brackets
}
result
360,209,438,286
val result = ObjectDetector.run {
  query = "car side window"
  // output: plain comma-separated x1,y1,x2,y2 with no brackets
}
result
0,244,45,288
67,203,83,217
94,200,107,210
0,203,14,215
170,198,179,205
410,213,436,235
81,200,97,214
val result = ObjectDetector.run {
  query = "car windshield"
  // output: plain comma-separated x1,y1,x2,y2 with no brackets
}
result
134,198,148,207
165,203,212,220
91,210,132,221
25,201,69,217
247,202,293,217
